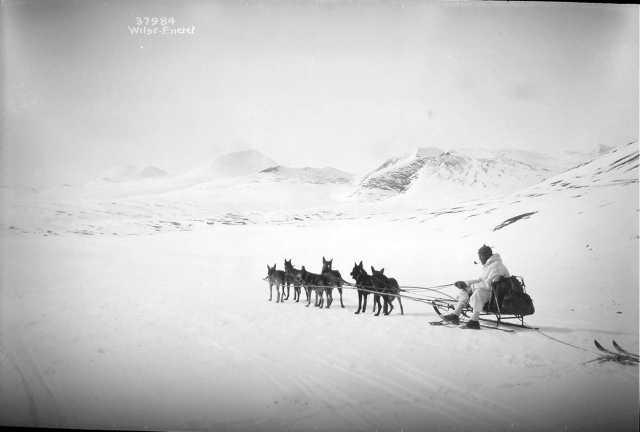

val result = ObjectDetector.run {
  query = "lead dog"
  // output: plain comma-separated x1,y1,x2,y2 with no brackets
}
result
266,264,286,303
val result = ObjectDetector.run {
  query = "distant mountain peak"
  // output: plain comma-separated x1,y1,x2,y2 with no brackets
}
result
258,165,353,184
101,165,168,182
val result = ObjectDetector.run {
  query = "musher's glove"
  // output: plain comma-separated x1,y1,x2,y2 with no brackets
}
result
454,281,468,289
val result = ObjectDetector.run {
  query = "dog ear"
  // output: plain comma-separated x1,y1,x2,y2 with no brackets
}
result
322,256,326,262
371,266,375,272
381,268,385,274
359,260,363,267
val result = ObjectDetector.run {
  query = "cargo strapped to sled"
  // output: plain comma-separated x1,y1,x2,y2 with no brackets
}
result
481,275,535,326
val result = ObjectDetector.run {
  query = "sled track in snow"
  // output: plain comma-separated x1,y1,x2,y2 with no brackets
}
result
1,328,66,427
0,348,40,426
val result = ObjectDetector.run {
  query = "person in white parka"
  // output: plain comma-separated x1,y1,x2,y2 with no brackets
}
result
442,245,510,329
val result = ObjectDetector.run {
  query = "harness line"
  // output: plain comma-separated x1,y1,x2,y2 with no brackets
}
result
339,278,456,300
298,282,456,305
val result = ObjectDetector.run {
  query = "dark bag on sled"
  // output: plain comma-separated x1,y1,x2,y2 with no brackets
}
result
487,276,535,316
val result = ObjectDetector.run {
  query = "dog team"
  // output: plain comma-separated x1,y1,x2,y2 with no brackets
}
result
266,257,404,316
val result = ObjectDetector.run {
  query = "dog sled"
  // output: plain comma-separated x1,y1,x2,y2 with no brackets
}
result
266,258,536,330
430,275,536,329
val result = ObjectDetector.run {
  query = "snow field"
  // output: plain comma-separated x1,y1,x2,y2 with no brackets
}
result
1,143,637,431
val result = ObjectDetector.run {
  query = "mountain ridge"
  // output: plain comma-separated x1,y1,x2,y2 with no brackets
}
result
258,165,353,184
354,148,556,203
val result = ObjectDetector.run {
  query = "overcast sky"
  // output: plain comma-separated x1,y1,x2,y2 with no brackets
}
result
2,0,638,186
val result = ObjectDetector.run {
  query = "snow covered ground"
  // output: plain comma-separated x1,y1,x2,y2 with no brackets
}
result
1,143,638,431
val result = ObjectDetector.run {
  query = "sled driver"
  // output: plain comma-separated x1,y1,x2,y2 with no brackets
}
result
442,245,510,329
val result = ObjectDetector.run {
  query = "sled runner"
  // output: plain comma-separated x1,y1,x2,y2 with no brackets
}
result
428,318,515,333
431,275,536,329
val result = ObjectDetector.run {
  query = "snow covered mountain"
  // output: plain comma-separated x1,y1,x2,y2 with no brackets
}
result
355,148,553,204
525,140,638,192
454,146,606,173
101,165,168,182
258,165,353,184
